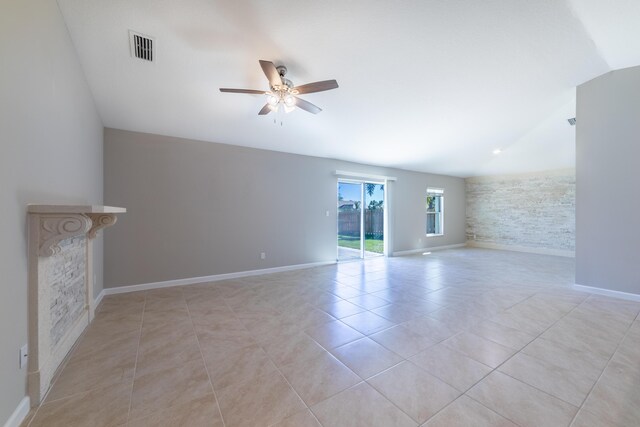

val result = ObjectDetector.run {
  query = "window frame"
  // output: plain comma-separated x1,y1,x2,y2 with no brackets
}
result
426,188,444,237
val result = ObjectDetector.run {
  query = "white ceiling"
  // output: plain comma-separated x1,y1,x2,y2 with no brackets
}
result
57,0,640,177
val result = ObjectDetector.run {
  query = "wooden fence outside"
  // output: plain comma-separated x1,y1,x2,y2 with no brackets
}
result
338,209,384,239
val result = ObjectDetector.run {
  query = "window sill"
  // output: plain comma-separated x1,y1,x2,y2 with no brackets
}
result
426,234,444,237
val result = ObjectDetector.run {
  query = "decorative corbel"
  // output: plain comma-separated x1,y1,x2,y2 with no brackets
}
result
86,213,118,239
38,214,92,257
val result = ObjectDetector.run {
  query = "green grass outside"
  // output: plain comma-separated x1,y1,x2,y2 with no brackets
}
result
338,235,384,254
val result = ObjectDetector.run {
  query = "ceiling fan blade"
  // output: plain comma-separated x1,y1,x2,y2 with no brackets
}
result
258,104,272,115
259,60,283,88
293,80,339,94
220,88,266,95
294,97,322,114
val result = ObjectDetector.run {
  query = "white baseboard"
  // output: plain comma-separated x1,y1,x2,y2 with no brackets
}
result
393,243,466,256
94,288,105,307
573,284,640,302
466,240,575,258
3,396,30,427
102,260,337,296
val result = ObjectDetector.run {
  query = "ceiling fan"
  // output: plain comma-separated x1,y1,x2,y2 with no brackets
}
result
220,60,338,115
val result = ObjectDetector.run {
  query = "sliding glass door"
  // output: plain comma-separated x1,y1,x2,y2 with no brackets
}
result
337,181,384,260
364,183,384,256
337,182,362,260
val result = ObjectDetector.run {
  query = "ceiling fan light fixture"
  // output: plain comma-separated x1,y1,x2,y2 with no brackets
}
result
267,94,279,106
284,94,295,107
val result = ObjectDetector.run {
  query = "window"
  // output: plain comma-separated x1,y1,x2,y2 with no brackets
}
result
426,188,444,236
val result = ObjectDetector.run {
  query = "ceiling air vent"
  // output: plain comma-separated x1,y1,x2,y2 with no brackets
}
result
567,117,576,126
129,30,154,62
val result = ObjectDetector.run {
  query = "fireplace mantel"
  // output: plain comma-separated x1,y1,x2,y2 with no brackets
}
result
27,204,127,213
27,204,125,405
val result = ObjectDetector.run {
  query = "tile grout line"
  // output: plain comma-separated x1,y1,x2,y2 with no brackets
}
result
26,298,145,426
185,292,228,427
462,293,619,427
399,336,504,425
398,289,547,392
422,392,519,427
352,269,515,426
224,277,426,426
25,301,113,424
125,291,147,423
363,360,455,426
301,302,446,425
219,290,326,427
410,290,584,426
566,297,639,426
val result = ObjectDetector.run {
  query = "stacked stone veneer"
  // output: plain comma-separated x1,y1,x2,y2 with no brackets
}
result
465,169,575,252
48,236,86,347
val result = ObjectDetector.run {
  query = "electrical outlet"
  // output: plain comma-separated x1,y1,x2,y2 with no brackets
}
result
20,344,28,369
260,252,266,260
325,210,330,217
418,238,423,244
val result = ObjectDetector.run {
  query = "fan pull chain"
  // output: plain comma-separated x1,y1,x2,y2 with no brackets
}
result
272,103,284,127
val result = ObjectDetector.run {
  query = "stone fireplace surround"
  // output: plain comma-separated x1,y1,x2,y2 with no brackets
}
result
27,205,125,406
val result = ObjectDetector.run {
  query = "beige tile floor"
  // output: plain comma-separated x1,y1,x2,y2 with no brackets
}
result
24,248,640,427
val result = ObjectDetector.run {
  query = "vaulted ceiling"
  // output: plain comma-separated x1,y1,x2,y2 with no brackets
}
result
57,0,640,177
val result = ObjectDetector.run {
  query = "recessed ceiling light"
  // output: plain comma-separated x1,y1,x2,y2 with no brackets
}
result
493,149,502,155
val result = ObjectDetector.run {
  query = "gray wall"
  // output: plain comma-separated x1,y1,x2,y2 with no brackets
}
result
466,170,575,254
104,128,466,287
576,66,640,294
0,0,103,422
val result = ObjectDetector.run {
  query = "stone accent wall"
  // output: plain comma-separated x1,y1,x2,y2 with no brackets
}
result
47,236,86,346
465,169,575,252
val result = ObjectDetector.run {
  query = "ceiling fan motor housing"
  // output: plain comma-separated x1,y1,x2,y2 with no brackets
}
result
276,65,287,77
274,65,294,90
